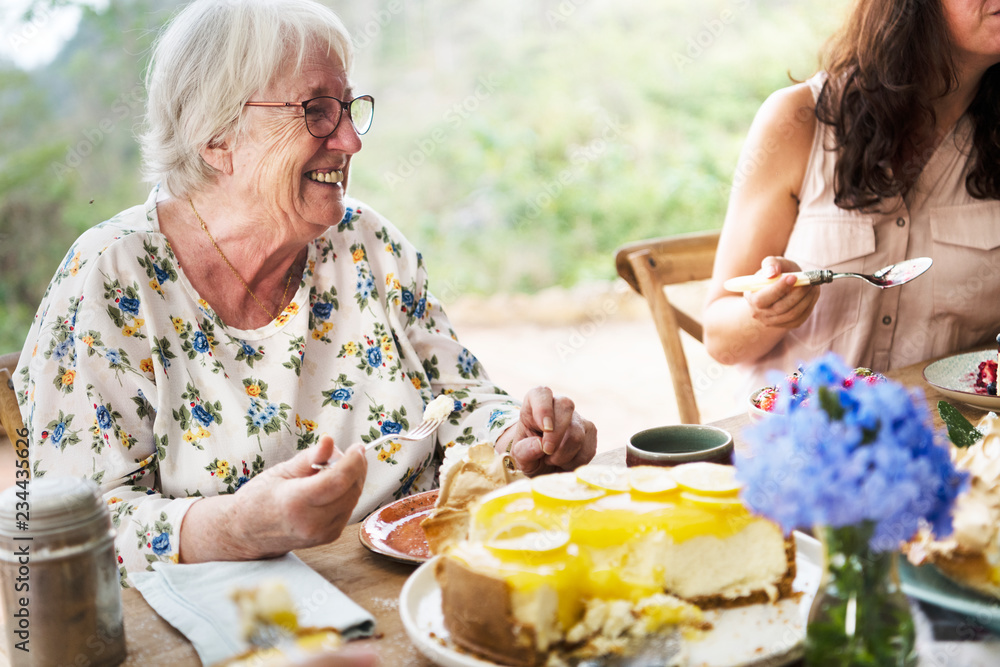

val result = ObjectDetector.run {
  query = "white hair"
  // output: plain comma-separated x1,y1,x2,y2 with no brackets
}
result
139,0,354,197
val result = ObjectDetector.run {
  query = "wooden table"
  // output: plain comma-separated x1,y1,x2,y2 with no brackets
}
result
108,354,1000,665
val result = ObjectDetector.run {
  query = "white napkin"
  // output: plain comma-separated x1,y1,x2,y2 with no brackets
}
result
132,553,376,666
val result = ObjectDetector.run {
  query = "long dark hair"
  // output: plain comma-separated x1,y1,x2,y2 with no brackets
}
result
816,0,1000,210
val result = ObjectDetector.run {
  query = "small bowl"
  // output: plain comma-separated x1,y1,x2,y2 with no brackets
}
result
626,424,734,467
748,388,775,423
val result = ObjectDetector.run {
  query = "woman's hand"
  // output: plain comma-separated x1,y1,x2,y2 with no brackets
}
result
179,435,367,562
743,256,821,330
496,387,597,476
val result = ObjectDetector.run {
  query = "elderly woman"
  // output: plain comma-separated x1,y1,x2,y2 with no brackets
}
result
703,0,1000,390
14,0,596,584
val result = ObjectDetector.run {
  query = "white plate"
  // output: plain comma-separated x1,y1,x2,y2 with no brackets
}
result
399,532,822,667
923,349,1000,411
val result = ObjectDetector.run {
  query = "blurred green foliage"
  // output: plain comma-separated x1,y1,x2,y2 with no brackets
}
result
0,0,847,353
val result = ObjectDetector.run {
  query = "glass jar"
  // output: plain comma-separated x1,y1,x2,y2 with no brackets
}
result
0,477,126,666
805,522,916,667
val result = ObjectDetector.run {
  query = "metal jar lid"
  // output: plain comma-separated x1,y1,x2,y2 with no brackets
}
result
0,477,106,539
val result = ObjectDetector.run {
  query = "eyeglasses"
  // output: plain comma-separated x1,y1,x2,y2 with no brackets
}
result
244,95,375,137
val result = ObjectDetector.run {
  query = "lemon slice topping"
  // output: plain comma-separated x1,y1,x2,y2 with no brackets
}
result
576,464,630,492
680,491,745,508
671,462,742,495
628,466,679,496
532,472,606,503
486,520,571,553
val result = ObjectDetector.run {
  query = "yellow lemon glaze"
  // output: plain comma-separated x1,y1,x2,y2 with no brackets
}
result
447,477,761,630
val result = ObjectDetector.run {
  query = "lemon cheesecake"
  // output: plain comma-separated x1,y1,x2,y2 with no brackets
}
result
432,462,796,666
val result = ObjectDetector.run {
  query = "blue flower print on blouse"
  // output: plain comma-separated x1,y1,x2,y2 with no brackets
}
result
356,270,376,301
153,263,170,285
241,341,256,357
401,289,414,309
51,422,66,445
150,532,170,556
366,346,382,368
96,405,112,430
414,296,427,319
119,297,140,317
192,331,210,353
457,349,477,376
53,338,72,361
191,404,214,427
313,302,334,320
381,420,403,436
331,387,353,402
105,348,122,365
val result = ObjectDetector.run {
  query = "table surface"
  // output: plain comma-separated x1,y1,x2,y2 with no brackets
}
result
81,354,1000,665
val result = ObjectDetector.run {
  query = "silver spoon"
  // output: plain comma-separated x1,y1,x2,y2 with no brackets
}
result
724,257,933,293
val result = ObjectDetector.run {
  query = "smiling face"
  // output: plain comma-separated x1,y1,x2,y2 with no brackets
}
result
941,0,1000,72
228,42,363,234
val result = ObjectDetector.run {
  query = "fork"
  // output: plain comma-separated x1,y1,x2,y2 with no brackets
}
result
310,416,446,470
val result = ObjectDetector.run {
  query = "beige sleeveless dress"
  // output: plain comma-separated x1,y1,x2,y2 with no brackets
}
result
739,74,1000,390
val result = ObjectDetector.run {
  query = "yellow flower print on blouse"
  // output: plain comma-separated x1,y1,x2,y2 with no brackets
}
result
140,358,155,374
342,341,359,357
122,326,136,337
61,369,76,387
410,376,422,390
171,317,185,334
183,431,197,443
351,247,366,263
216,460,230,477
82,335,94,348
107,497,123,505
301,419,317,432
377,448,390,462
246,383,262,398
149,279,163,294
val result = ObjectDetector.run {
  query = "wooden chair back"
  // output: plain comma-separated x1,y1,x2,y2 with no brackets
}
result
0,351,24,442
615,230,720,424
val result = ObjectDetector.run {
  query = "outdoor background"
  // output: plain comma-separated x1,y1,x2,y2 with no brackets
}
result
0,0,850,450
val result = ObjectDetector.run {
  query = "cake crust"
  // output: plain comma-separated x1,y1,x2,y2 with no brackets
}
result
687,537,798,610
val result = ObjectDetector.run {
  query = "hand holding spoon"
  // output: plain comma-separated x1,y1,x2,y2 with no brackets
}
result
724,257,933,293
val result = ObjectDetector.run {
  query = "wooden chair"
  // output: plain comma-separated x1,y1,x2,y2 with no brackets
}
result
0,351,24,442
615,230,720,424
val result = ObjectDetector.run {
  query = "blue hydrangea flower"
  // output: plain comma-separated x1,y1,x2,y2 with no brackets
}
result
191,404,214,427
737,352,967,552
96,405,112,430
381,420,402,436
119,297,140,316
366,346,382,368
151,532,170,556
192,331,209,353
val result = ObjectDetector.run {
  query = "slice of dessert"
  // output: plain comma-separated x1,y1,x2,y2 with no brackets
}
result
906,412,1000,596
429,460,796,666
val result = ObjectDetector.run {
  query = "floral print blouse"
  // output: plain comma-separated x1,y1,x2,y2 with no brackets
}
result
15,186,519,586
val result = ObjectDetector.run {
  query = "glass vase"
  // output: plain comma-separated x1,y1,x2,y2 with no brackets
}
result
805,522,917,667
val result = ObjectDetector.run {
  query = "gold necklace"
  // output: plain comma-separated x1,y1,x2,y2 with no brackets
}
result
189,198,293,321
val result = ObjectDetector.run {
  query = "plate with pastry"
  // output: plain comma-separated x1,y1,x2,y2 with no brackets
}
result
923,348,1000,411
403,455,822,667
